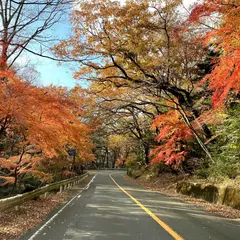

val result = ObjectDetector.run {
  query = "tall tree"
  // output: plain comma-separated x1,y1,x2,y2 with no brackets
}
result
188,0,240,107
0,68,94,189
0,0,72,69
55,0,213,161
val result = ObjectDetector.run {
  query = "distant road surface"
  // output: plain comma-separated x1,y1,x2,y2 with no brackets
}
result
21,170,240,240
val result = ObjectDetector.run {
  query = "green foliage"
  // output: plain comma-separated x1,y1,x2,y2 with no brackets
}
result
208,105,240,178
195,167,209,179
127,168,143,179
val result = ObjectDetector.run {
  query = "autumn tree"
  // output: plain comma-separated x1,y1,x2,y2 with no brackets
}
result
54,0,216,163
184,0,240,177
188,0,240,107
88,80,158,165
0,68,94,193
150,110,194,167
108,135,132,168
0,0,73,70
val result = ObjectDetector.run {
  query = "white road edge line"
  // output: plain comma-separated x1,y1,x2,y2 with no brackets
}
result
27,174,94,240
84,174,97,190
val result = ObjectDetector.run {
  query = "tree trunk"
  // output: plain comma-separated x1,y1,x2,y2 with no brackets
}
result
71,153,76,172
11,148,25,194
143,143,150,165
192,109,213,139
106,147,109,168
178,106,214,163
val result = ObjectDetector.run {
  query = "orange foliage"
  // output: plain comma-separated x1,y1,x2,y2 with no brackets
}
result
0,67,94,186
115,158,126,167
0,70,94,158
150,111,194,166
62,170,75,178
188,0,240,107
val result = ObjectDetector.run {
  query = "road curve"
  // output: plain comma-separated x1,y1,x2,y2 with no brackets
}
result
21,170,240,240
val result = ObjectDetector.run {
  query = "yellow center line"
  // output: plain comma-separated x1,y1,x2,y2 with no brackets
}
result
110,174,184,240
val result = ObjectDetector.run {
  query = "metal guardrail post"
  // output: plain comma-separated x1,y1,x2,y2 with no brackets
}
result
0,172,89,211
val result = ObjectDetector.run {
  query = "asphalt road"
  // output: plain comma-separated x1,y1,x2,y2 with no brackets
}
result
21,171,240,240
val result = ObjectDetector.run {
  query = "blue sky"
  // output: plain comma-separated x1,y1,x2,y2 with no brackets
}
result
25,0,196,89
33,17,78,89
14,11,77,89
37,56,77,89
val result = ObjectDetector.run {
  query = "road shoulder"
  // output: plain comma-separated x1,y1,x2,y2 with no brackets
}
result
125,173,240,219
110,172,240,240
0,175,93,240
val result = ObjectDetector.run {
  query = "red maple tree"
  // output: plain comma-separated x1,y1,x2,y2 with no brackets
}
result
150,110,194,167
188,0,240,107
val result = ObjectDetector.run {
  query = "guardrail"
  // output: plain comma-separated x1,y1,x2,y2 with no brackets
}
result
0,172,89,211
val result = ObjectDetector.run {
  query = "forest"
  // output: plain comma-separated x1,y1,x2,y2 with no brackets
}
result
0,0,239,198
